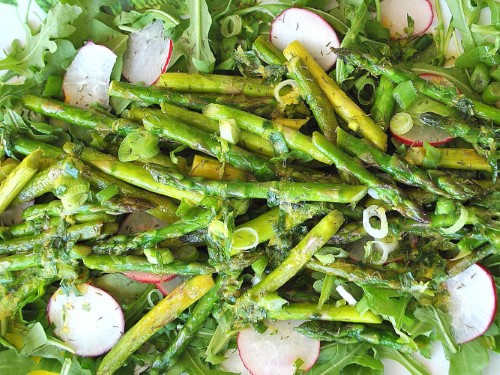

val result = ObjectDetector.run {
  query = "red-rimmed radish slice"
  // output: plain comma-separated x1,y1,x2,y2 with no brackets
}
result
270,8,340,71
63,42,116,109
221,348,251,375
444,264,497,344
391,73,457,146
47,283,124,357
238,320,320,375
156,276,186,296
124,271,176,284
122,20,173,86
380,0,434,39
391,125,454,147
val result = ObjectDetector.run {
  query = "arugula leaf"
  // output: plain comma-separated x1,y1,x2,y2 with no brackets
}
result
0,349,37,374
414,306,458,355
0,0,17,6
167,348,231,375
377,346,430,375
0,3,81,76
308,343,383,375
444,0,484,51
449,337,490,375
180,0,216,73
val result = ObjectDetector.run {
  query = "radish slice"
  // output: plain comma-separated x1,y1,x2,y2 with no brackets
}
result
63,42,117,109
122,21,173,86
270,8,340,71
238,320,320,375
391,123,453,146
156,276,186,296
391,74,456,146
221,348,251,375
444,264,497,344
124,272,176,284
380,0,434,39
47,283,124,357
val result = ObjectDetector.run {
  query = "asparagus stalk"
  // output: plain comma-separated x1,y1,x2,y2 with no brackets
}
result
21,95,139,136
267,303,382,324
334,48,500,124
0,150,42,214
203,103,332,164
156,73,275,97
63,142,203,203
312,132,427,222
147,164,367,204
285,55,339,142
108,81,278,118
128,105,276,158
404,147,492,172
12,160,64,204
96,275,215,375
141,111,276,181
91,206,213,253
336,128,485,200
296,321,416,353
252,36,287,65
82,255,216,275
152,275,225,370
282,41,388,151
244,210,343,298
0,221,104,255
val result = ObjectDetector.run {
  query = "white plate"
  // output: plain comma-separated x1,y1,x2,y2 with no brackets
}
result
1,1,499,374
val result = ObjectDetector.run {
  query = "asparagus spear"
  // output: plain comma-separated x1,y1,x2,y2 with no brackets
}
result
21,95,139,136
336,127,486,200
141,111,276,181
404,147,492,172
152,275,225,370
156,72,276,97
285,55,339,142
146,163,367,204
334,48,500,124
108,81,278,118
203,103,332,164
127,105,276,158
296,321,417,353
96,275,215,375
63,142,203,203
0,150,42,214
312,132,427,222
282,41,388,150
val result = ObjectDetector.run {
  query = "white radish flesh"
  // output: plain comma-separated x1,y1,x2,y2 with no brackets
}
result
270,8,340,71
392,123,454,146
380,0,434,39
221,348,251,375
122,20,173,86
47,283,124,357
238,320,320,375
444,264,497,344
63,42,117,109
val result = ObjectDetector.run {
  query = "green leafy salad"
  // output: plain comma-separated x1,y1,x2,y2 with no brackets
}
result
0,0,499,374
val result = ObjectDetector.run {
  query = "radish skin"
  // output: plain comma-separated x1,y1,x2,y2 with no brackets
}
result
238,320,320,375
380,0,434,39
122,21,173,85
444,264,497,344
47,283,124,357
270,8,340,71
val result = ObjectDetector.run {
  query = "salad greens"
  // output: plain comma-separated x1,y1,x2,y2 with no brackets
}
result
0,0,499,374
